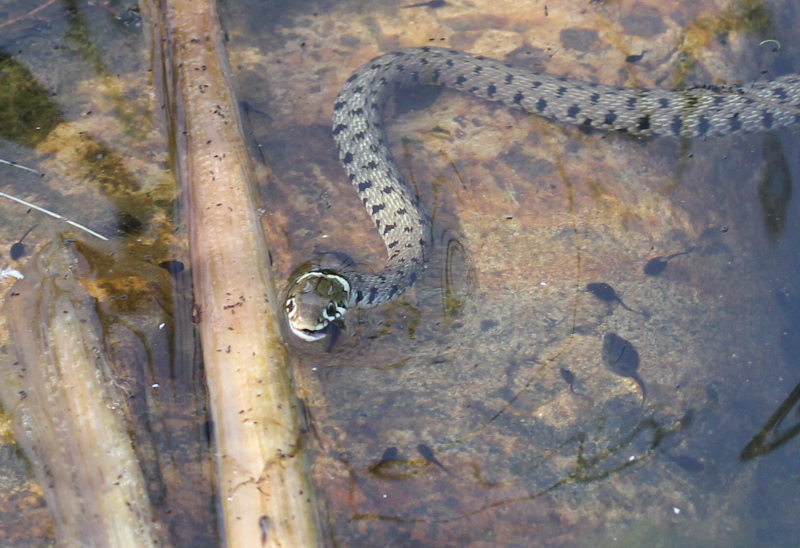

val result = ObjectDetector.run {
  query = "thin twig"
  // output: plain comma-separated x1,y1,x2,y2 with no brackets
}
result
0,0,60,31
0,191,108,241
0,159,42,176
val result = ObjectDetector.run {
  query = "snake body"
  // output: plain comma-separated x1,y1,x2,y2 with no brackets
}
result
284,46,800,340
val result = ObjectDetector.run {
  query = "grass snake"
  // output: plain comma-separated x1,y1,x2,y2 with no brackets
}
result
284,46,800,341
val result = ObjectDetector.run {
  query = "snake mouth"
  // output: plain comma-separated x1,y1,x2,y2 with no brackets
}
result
289,323,329,342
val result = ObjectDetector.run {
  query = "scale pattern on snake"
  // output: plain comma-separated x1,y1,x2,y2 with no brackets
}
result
284,46,800,341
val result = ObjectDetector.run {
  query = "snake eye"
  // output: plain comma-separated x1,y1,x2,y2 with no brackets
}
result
285,297,295,313
326,302,337,317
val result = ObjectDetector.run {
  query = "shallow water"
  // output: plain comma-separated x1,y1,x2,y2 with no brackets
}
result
3,0,800,546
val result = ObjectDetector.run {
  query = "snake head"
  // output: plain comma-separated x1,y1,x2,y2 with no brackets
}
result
284,269,351,341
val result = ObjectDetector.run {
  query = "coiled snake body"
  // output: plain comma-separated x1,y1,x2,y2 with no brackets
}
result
284,46,800,341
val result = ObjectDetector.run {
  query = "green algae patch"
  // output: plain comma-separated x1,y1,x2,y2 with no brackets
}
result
0,52,61,147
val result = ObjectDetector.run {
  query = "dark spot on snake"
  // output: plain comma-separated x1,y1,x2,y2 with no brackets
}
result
729,115,741,133
388,240,399,248
773,87,787,100
473,66,483,74
532,81,542,88
350,107,364,116
388,284,399,298
536,98,547,112
420,58,429,65
367,288,379,304
637,115,650,131
382,186,393,193
626,96,637,108
397,208,407,215
589,92,600,103
372,204,385,214
685,95,699,108
671,115,682,135
487,84,497,97
358,181,372,191
514,92,524,104
354,131,365,140
346,73,358,83
475,55,486,61
409,272,417,285
604,111,617,125
333,123,347,135
354,85,364,94
713,95,725,106
455,75,467,86
505,74,514,84
567,105,580,118
697,115,710,134
343,152,354,164
763,111,774,128
556,86,567,97
446,59,454,67
367,160,378,169
659,98,669,108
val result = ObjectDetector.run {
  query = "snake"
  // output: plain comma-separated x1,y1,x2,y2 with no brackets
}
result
283,46,800,341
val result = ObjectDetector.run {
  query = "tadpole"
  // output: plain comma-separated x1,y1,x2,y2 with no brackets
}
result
417,443,451,474
664,453,705,473
643,247,696,276
586,282,643,314
601,332,647,405
402,0,447,7
559,367,576,392
10,224,37,260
